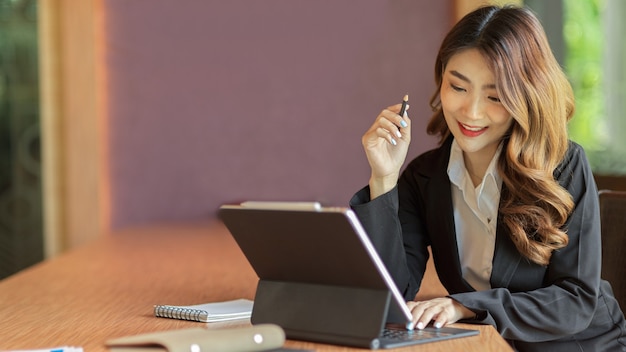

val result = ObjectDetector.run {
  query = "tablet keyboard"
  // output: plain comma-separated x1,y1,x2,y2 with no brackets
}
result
378,326,476,349
381,327,453,341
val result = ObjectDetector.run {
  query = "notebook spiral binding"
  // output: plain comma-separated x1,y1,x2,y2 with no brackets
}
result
154,305,207,322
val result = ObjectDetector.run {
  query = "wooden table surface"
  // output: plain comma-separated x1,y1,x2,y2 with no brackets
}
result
0,221,512,351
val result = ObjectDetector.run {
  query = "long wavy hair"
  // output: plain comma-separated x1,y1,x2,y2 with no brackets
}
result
427,5,575,266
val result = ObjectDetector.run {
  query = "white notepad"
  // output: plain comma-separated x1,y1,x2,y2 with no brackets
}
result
154,299,253,323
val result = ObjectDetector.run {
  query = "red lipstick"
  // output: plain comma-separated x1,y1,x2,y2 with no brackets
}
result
458,122,487,137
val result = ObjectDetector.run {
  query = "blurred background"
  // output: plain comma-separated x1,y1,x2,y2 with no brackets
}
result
0,0,623,279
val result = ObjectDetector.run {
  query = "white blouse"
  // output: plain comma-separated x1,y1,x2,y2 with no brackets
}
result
447,140,503,291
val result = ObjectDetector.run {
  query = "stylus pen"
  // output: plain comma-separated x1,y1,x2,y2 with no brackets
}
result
399,94,408,117
399,94,408,128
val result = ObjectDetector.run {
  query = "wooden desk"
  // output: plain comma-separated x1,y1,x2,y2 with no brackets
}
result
0,221,512,351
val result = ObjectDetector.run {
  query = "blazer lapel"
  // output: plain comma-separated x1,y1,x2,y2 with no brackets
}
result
418,138,474,293
490,187,524,288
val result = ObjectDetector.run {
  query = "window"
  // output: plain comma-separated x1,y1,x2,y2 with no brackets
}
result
530,0,625,175
0,0,42,279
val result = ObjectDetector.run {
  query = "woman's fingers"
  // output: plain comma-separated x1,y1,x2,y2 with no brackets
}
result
374,127,399,146
374,108,409,145
407,301,441,329
406,298,464,330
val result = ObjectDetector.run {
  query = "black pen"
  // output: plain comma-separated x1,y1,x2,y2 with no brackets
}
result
398,94,409,129
399,94,409,117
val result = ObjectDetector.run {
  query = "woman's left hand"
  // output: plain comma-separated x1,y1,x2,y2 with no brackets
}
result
406,298,475,329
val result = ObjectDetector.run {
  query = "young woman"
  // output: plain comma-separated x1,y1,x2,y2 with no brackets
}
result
351,5,626,351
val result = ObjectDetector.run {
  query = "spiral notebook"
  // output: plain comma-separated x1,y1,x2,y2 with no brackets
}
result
154,298,253,323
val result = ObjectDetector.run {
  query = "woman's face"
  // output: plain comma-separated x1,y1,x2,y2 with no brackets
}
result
440,48,514,162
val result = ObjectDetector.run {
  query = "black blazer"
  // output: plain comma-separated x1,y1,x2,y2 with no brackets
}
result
351,137,626,352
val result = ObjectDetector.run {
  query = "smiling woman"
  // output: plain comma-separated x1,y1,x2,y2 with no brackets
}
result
427,4,575,268
351,4,626,351
438,49,514,184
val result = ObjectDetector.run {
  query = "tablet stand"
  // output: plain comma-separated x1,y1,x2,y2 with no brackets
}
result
251,279,390,349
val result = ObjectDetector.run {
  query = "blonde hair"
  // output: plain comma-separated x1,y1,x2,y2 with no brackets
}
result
427,5,575,265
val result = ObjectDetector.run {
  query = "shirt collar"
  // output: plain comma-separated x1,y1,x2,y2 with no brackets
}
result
447,139,503,191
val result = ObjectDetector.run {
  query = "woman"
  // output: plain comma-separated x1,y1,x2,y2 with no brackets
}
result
351,5,626,351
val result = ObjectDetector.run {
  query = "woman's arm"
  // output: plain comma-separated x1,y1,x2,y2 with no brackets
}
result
350,171,431,301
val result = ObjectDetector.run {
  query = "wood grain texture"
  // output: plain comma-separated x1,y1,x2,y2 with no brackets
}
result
0,221,512,351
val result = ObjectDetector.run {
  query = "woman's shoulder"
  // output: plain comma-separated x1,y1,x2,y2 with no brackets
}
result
555,140,590,177
554,140,595,191
565,140,587,160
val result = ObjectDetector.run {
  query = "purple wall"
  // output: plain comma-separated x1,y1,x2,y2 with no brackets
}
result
104,0,450,229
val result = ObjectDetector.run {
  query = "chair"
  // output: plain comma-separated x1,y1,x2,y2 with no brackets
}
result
599,190,626,311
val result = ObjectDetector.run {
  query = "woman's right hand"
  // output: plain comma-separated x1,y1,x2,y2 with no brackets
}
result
362,102,411,199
